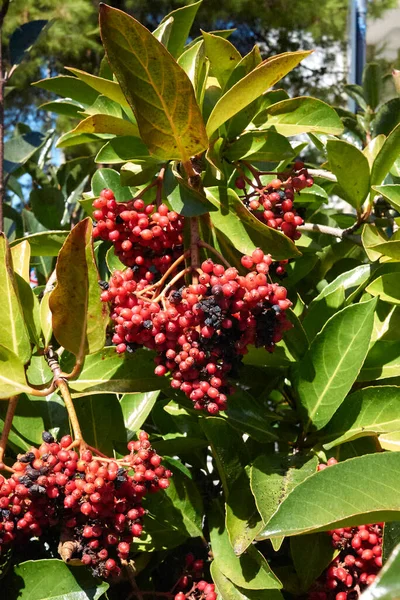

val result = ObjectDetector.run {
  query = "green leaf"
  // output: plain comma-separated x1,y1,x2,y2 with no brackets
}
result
95,136,152,164
10,240,30,282
4,131,46,174
226,468,263,555
206,50,311,137
211,562,284,600
225,45,262,91
0,345,32,399
158,0,202,58
11,231,68,256
362,62,382,111
9,20,49,66
30,188,65,230
321,386,400,449
40,293,52,347
7,559,108,600
99,5,208,162
225,388,280,442
120,391,160,438
15,274,41,347
367,273,400,304
202,31,241,88
372,184,400,212
120,162,160,186
344,83,368,111
49,218,108,358
210,501,282,590
83,94,124,118
262,453,400,539
0,234,31,364
68,114,139,138
363,134,386,168
326,139,370,210
251,454,318,537
177,40,207,104
383,523,400,562
65,348,168,395
302,286,345,341
371,122,400,187
201,417,247,495
290,533,337,593
91,168,132,202
205,186,301,260
65,67,130,109
359,341,400,381
153,15,174,46
293,299,377,432
33,75,99,105
223,131,294,162
74,394,126,455
379,431,400,451
373,98,400,136
164,165,215,216
360,542,400,600
263,97,343,136
40,99,84,119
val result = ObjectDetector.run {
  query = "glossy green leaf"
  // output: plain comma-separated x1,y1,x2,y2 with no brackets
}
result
40,99,84,119
372,185,400,212
371,122,400,187
9,20,49,66
4,131,46,174
373,98,400,137
152,15,173,46
359,341,400,381
56,131,108,149
262,452,400,539
321,386,400,449
302,286,345,341
33,75,99,105
120,162,160,186
65,67,130,108
158,0,201,58
363,134,386,168
10,240,30,282
68,114,139,138
202,31,241,88
0,345,32,399
326,139,370,210
362,62,382,110
120,391,160,439
225,45,262,92
263,97,343,136
226,468,263,555
308,264,371,306
15,274,41,347
201,417,247,495
225,388,280,442
206,50,311,137
211,562,284,600
383,523,400,562
251,454,318,538
0,234,31,364
379,431,400,451
95,136,152,164
205,186,301,260
91,168,132,202
367,273,400,304
290,533,337,593
293,298,377,432
65,348,168,395
210,502,282,590
11,231,68,256
82,94,124,118
7,559,108,600
224,130,294,162
49,218,108,358
30,188,65,230
99,5,208,161
177,40,207,102
164,165,215,216
344,83,368,111
40,293,53,347
74,394,126,455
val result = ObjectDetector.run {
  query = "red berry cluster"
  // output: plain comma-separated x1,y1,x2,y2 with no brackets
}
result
0,431,171,578
235,161,313,240
174,554,217,600
309,459,382,600
100,248,292,413
92,189,184,280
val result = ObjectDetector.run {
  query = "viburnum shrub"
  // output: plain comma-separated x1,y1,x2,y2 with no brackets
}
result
1,2,400,600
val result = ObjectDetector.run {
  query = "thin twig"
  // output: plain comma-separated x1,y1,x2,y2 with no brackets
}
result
198,240,231,268
152,268,190,303
298,222,362,245
0,395,19,467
